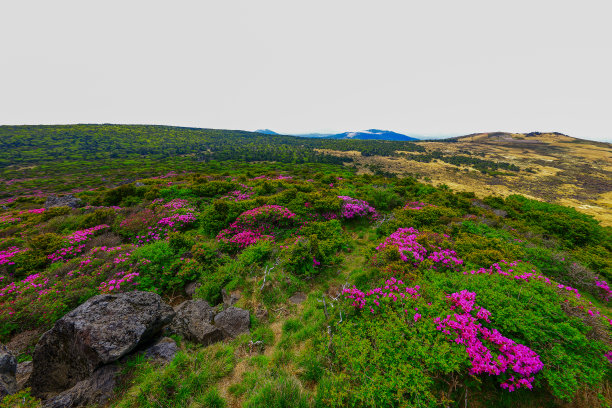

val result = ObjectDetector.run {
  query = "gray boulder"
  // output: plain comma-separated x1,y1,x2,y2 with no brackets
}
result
288,292,307,304
42,365,119,408
0,345,17,397
45,194,83,209
30,291,174,399
222,288,241,306
214,307,250,339
16,360,32,391
144,337,178,363
184,281,201,297
168,300,222,345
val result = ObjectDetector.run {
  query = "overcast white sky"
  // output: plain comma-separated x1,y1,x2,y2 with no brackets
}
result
1,1,611,141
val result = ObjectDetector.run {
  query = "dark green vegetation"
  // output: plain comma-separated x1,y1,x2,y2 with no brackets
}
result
1,125,528,197
1,125,611,407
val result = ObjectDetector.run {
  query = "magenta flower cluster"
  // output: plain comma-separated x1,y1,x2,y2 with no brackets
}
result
48,244,87,263
222,183,254,201
595,279,611,301
338,196,378,220
0,272,49,301
343,277,421,316
162,199,194,211
66,224,110,244
217,205,296,249
0,214,21,225
0,247,27,266
435,290,544,392
251,174,292,181
98,270,139,293
376,227,463,270
464,261,583,300
157,212,196,228
403,201,436,210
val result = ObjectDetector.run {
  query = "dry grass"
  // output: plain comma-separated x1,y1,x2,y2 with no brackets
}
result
327,132,612,226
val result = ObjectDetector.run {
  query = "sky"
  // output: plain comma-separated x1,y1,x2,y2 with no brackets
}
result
1,1,611,141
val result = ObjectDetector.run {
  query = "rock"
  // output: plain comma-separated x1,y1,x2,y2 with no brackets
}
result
42,365,119,408
168,300,222,345
144,337,178,364
30,291,174,398
16,360,32,391
184,281,201,297
288,292,307,304
471,199,491,210
134,182,145,187
222,289,241,306
0,345,17,397
214,307,250,339
44,194,83,209
492,209,508,218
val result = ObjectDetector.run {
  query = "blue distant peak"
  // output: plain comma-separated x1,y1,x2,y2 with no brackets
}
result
328,129,419,141
255,128,420,141
254,129,280,135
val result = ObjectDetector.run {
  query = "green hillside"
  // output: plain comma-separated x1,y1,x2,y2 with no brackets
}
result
0,126,611,407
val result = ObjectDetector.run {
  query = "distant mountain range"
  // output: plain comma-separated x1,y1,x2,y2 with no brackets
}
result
255,129,420,141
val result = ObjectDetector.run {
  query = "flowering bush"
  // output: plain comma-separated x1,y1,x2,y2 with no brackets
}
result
65,224,110,244
403,201,436,210
595,279,611,301
0,247,27,266
217,205,298,250
338,196,378,220
221,183,254,201
435,290,543,391
374,228,463,278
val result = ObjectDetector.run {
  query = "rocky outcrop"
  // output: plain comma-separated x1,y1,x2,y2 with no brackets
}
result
184,281,201,297
30,291,174,399
168,300,250,344
16,361,32,391
288,292,307,304
144,337,178,363
214,307,250,339
44,194,83,209
222,288,241,306
0,345,17,398
168,300,222,345
42,365,119,408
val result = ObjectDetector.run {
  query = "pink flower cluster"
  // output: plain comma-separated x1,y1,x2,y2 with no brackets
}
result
98,270,139,293
0,272,49,299
66,225,110,244
338,196,378,220
0,247,27,266
15,208,46,214
343,277,421,315
595,279,611,301
217,205,297,249
376,227,463,270
48,244,87,263
404,201,436,210
0,214,21,224
222,184,254,201
157,213,196,228
435,290,543,392
162,199,194,211
226,230,273,249
465,261,583,299
251,174,292,180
